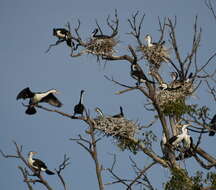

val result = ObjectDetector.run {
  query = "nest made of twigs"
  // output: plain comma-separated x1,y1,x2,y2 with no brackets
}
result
138,45,170,69
94,116,138,138
86,38,118,56
156,81,194,115
93,116,139,153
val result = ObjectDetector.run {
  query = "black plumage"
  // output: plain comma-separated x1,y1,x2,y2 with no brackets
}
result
16,87,62,115
16,87,34,100
73,90,85,116
209,114,216,136
112,106,124,118
130,62,155,85
92,28,111,39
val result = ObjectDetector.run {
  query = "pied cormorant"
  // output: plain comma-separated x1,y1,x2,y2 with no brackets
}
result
16,87,62,115
130,62,155,85
28,151,55,175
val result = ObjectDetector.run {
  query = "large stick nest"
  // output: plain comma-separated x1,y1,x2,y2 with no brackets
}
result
138,45,170,69
156,81,194,111
86,38,118,56
93,116,138,139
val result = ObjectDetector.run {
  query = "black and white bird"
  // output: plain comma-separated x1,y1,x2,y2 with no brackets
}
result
16,87,62,115
112,106,124,118
130,62,155,85
209,114,216,136
95,107,104,117
28,151,55,175
168,124,192,149
91,28,111,39
144,34,165,48
73,90,85,116
53,28,75,48
53,28,71,41
159,83,181,91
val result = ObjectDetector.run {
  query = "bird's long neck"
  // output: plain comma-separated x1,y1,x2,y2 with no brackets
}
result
146,37,152,47
28,153,34,164
120,107,123,116
96,108,104,117
92,29,98,37
79,91,84,104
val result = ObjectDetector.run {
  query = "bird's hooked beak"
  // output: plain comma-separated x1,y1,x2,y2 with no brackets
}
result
32,151,37,155
55,90,60,94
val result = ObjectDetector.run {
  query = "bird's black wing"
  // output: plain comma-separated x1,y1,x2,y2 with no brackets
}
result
41,93,62,107
33,158,47,169
16,87,34,100
168,136,178,145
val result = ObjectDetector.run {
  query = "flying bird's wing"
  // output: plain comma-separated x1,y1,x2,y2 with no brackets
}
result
16,87,34,100
41,93,62,107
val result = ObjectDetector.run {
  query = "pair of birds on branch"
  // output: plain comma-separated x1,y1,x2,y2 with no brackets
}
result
16,87,85,116
161,124,194,160
95,106,124,118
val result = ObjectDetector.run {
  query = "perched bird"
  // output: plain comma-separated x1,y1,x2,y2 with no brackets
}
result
159,83,181,91
112,106,124,118
144,34,165,48
95,107,104,117
53,28,71,41
168,124,192,149
73,90,85,116
16,87,62,115
28,151,55,175
130,62,155,85
209,114,216,136
91,28,112,39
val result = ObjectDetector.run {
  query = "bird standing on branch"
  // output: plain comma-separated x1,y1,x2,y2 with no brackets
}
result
28,151,55,175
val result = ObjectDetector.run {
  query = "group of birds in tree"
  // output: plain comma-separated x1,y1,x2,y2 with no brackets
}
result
160,115,216,160
95,106,124,118
16,26,216,173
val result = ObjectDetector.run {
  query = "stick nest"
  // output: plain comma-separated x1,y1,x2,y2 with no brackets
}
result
86,38,118,56
156,81,194,115
93,116,138,139
138,45,170,69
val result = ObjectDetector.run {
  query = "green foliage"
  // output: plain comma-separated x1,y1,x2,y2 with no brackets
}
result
205,172,216,188
162,99,195,117
165,168,200,190
165,169,216,190
116,131,157,154
116,138,139,154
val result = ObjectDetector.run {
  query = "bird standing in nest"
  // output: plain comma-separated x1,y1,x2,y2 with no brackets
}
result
112,106,124,118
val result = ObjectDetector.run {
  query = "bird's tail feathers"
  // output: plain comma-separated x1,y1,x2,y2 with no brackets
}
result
45,170,55,175
25,106,37,115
